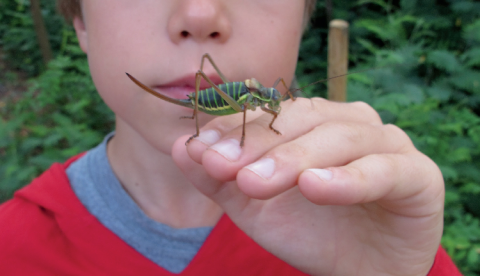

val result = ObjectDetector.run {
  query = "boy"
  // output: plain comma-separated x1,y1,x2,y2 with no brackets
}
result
0,0,462,275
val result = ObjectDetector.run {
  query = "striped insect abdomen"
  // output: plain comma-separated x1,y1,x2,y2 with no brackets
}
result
194,82,250,116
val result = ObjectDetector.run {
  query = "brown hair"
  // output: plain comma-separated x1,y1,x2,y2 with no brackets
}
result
303,0,317,29
57,0,81,22
57,0,317,28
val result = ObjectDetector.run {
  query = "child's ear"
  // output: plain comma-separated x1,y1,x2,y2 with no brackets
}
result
73,16,88,53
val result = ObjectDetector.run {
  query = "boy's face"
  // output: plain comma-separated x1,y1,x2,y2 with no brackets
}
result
74,0,305,153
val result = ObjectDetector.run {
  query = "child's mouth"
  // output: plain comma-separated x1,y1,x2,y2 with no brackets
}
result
155,86,196,99
154,75,224,99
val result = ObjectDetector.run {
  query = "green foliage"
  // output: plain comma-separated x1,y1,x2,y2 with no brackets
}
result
0,0,65,75
0,31,114,201
0,0,114,201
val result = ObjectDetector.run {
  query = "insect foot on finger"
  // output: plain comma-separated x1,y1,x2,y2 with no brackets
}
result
185,134,199,146
270,127,282,135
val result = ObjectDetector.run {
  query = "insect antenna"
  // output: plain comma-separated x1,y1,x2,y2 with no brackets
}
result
284,66,385,100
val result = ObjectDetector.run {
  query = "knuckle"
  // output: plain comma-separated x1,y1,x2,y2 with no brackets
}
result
383,124,414,149
291,97,326,112
346,165,367,183
383,123,403,135
350,101,382,124
310,97,327,106
295,97,324,110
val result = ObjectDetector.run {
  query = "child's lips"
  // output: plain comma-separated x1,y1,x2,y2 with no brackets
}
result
154,75,224,99
155,86,196,99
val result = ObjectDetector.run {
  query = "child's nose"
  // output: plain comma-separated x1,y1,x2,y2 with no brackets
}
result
168,0,231,44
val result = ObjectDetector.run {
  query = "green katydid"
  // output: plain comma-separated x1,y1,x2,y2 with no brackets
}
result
126,53,294,147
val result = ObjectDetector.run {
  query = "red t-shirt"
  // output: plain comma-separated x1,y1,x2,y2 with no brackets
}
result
0,157,462,275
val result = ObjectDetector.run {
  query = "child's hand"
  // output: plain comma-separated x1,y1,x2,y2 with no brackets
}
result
172,98,444,276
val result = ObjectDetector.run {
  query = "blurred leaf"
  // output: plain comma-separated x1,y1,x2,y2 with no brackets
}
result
427,50,462,73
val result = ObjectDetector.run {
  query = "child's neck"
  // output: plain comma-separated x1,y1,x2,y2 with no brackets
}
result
106,120,223,229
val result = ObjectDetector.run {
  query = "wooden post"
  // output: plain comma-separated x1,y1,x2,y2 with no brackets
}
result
30,0,53,65
328,20,349,102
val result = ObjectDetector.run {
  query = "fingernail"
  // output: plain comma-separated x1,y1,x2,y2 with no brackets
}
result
245,158,275,180
210,139,242,161
308,169,333,181
196,130,221,146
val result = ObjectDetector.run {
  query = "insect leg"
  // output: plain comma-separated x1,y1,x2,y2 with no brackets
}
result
272,77,296,101
194,72,202,136
260,104,281,135
185,72,203,145
201,54,230,84
179,102,195,120
240,103,248,147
